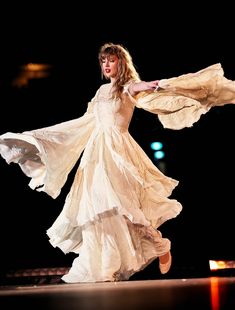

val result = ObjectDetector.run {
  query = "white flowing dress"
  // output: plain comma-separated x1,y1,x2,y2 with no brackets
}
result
0,63,234,282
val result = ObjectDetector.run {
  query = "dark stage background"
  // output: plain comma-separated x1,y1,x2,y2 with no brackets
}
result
0,4,234,280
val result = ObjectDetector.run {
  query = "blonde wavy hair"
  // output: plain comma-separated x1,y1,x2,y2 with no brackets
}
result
98,43,140,99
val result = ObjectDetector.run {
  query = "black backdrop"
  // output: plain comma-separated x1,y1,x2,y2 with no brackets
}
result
0,4,234,279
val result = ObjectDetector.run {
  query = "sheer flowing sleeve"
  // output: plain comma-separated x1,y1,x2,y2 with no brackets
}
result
0,93,98,199
135,63,235,129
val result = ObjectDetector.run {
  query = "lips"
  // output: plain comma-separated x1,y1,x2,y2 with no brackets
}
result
105,69,111,73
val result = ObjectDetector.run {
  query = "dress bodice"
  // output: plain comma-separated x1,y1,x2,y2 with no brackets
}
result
93,83,135,132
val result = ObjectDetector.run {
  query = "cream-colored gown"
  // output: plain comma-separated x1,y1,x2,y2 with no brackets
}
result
0,63,234,282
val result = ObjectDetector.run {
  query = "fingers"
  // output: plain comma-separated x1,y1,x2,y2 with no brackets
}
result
149,81,159,90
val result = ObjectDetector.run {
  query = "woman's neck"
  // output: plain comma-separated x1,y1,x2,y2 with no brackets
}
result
110,77,116,84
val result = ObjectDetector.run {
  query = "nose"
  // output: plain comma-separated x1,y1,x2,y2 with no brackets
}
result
104,59,110,67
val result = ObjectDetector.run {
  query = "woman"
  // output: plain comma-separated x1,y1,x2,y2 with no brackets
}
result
1,43,235,283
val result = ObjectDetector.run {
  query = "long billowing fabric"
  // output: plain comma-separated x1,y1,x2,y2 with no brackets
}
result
0,63,234,282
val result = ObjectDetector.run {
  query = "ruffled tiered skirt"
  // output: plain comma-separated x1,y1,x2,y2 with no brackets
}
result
47,126,182,282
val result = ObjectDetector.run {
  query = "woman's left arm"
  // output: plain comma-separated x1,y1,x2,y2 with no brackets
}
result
128,80,159,96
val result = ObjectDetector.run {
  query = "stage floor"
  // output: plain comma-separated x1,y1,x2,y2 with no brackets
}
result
0,276,234,310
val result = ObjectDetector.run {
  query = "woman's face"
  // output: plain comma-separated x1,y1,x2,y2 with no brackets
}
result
101,54,119,79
